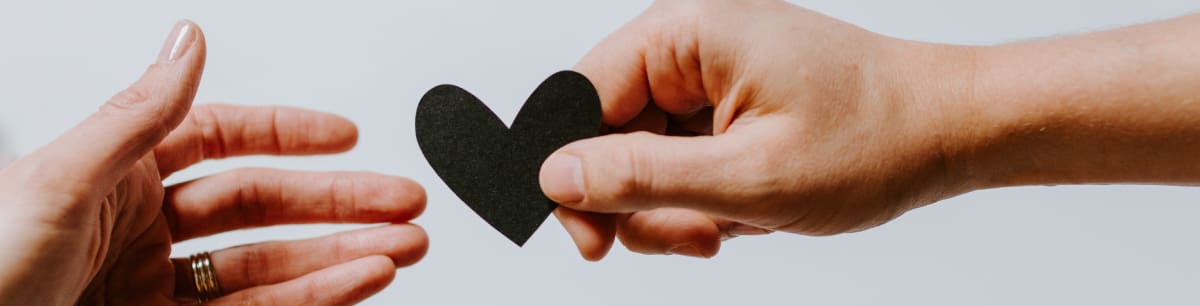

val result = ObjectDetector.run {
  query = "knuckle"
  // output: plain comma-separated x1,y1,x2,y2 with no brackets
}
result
101,87,172,139
594,134,656,206
344,172,419,220
240,246,271,286
264,105,284,154
231,169,269,226
106,87,151,111
326,174,357,219
301,277,325,302
331,232,350,260
186,105,228,159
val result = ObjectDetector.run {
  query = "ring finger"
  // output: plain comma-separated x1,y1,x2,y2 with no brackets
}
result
171,224,428,300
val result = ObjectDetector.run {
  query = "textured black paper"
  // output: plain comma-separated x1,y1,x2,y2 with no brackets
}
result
415,71,602,246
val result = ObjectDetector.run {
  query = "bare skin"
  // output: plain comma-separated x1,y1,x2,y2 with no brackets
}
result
540,0,1200,260
0,21,429,305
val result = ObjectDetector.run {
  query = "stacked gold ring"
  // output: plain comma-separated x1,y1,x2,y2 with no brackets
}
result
189,251,223,302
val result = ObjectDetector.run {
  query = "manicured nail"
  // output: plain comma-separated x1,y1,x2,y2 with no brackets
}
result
541,153,584,203
728,224,773,237
666,245,704,257
157,20,197,63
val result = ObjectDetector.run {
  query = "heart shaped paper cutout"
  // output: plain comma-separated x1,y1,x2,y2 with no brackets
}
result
415,71,601,246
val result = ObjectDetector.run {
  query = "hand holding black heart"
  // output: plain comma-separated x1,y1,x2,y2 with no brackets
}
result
415,71,601,246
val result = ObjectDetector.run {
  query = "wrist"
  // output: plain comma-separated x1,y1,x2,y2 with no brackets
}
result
948,14,1200,188
873,38,986,199
0,223,79,305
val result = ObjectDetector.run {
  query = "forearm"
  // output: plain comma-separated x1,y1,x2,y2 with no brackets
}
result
952,13,1200,188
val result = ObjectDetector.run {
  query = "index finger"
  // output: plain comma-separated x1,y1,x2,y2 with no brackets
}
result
574,1,711,127
154,104,358,177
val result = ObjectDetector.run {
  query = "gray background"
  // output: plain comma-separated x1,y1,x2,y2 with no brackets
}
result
2,1,1199,305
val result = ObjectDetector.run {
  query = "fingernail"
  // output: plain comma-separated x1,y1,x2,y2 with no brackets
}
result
728,224,773,237
157,20,197,63
541,153,585,203
666,245,704,257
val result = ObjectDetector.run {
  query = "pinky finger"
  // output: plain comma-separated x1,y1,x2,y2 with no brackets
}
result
210,256,395,306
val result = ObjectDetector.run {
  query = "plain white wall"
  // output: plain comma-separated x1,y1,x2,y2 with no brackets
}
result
2,1,1200,305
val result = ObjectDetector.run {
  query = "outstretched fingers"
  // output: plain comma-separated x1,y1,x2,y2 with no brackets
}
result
165,169,426,242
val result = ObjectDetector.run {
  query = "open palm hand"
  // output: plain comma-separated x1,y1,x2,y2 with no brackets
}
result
0,21,427,305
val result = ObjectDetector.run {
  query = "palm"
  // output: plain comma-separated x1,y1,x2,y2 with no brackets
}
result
77,157,175,304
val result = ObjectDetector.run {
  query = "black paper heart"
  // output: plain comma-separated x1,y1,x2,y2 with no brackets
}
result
415,71,601,246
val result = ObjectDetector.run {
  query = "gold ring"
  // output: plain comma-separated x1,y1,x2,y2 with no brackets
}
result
189,251,223,302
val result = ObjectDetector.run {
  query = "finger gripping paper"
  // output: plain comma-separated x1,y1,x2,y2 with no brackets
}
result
415,71,602,246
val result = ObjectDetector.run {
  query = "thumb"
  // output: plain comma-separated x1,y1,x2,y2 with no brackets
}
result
540,131,758,216
19,20,206,194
